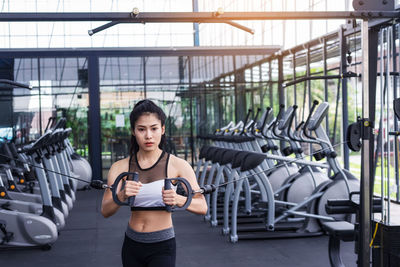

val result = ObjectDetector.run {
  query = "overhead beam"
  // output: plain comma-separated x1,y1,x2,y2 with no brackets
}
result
0,11,398,22
0,46,280,58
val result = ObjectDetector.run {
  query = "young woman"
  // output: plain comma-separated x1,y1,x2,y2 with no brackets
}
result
101,99,207,267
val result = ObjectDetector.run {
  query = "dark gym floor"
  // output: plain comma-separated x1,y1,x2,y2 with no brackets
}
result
0,189,357,267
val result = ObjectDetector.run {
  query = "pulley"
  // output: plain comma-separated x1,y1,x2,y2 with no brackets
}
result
346,119,362,152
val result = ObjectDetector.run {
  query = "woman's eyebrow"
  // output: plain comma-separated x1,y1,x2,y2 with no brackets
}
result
136,124,159,127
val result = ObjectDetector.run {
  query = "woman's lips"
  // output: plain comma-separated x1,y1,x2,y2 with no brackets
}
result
145,142,154,146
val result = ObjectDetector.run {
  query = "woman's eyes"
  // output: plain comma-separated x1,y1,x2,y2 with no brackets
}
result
137,127,158,132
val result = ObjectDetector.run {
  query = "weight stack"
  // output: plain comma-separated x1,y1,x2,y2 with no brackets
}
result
372,220,400,267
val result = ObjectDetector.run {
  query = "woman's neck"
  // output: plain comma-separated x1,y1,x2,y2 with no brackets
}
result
136,148,163,163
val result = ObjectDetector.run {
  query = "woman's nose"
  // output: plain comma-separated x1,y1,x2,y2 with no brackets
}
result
145,129,152,138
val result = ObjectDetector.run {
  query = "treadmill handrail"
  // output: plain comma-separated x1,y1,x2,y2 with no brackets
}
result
303,100,319,140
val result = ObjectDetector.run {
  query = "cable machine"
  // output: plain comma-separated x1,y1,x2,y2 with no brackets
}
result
1,2,400,266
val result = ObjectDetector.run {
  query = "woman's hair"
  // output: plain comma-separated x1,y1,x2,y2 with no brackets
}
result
129,99,166,154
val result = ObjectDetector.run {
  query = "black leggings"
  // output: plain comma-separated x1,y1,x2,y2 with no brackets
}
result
121,234,176,267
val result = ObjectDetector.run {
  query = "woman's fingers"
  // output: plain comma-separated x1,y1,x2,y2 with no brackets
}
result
162,189,177,205
124,181,142,197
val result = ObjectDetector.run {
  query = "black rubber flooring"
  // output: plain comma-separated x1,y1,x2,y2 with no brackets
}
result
0,189,357,267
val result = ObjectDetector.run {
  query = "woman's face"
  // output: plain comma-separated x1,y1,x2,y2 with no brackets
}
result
132,113,165,152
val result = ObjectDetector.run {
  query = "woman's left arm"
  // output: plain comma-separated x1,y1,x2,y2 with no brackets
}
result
162,158,207,215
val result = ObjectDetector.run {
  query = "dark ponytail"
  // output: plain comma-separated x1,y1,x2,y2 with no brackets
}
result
129,99,166,155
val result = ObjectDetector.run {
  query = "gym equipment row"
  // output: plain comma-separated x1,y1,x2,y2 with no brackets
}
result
0,118,92,250
195,101,383,265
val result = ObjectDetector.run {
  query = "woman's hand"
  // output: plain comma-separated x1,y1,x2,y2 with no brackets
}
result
162,187,186,208
118,181,142,202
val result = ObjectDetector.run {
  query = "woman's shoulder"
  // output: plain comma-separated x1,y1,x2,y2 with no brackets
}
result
109,157,130,173
168,153,187,165
167,153,196,179
168,154,192,171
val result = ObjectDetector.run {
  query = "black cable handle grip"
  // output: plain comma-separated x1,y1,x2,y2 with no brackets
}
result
164,178,193,212
111,172,139,206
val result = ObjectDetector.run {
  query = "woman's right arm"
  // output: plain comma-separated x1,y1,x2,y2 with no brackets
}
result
101,159,142,218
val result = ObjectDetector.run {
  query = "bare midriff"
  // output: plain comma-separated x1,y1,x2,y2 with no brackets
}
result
129,211,173,232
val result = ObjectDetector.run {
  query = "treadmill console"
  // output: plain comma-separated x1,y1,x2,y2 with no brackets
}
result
31,131,52,150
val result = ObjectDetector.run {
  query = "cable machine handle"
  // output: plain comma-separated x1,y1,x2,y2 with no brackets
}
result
164,178,193,212
111,172,139,207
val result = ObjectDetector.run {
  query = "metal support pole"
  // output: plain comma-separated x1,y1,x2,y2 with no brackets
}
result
278,56,284,106
88,55,102,181
393,24,400,202
143,57,147,98
278,55,285,150
229,74,234,123
188,56,195,167
293,54,297,125
250,66,255,110
37,58,42,136
200,87,207,135
269,61,273,107
217,90,223,128
340,27,350,170
259,64,263,108
234,56,246,121
192,0,200,46
213,89,220,128
380,29,385,222
359,20,378,267
212,56,221,128
306,45,312,160
386,27,391,223
323,36,333,176
323,38,329,136
233,55,238,122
